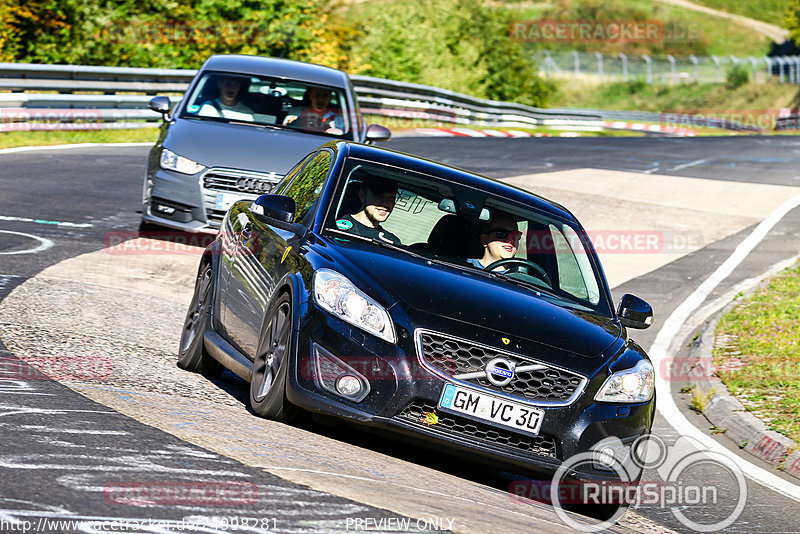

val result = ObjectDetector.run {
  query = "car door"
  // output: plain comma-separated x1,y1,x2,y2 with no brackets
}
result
217,152,316,356
219,149,334,359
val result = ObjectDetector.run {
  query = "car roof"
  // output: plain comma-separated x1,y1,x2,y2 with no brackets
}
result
338,142,576,222
200,55,351,88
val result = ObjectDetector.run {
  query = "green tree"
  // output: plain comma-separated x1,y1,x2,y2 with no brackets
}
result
353,0,553,107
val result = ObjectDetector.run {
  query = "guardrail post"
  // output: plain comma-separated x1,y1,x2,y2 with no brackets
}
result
595,52,603,79
642,54,652,84
776,56,787,83
689,55,699,82
666,54,676,84
765,57,773,82
619,53,628,81
572,51,580,76
748,57,759,83
711,55,721,83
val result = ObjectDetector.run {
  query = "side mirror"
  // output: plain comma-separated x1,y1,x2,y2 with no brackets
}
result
365,124,391,143
617,294,653,330
148,96,171,117
252,194,295,223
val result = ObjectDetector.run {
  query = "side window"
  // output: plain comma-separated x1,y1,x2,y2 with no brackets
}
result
274,151,318,195
549,224,600,305
283,150,333,224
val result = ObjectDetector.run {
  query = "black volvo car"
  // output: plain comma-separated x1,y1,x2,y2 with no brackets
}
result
179,141,655,514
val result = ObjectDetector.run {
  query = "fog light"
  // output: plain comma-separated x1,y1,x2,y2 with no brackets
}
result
336,375,362,397
597,447,616,468
312,344,371,402
155,203,176,215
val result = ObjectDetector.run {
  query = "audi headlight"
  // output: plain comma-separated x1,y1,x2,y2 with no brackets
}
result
313,269,396,344
160,148,205,175
595,360,654,403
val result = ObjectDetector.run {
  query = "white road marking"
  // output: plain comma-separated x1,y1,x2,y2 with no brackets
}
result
0,142,152,155
0,215,92,228
0,230,53,255
650,190,800,502
18,425,130,435
668,159,707,172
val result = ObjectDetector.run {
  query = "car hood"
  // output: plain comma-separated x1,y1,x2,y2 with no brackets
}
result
164,118,330,174
321,237,621,359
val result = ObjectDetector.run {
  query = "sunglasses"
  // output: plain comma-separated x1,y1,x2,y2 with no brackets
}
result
488,228,522,242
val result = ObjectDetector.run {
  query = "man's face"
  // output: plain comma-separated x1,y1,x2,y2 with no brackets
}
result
309,87,332,110
218,79,242,105
362,188,396,225
482,220,521,260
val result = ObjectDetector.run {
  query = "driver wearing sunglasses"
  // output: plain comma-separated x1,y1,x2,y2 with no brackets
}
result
467,214,522,272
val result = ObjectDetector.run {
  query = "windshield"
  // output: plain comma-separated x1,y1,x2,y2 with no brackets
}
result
180,71,354,140
324,158,610,315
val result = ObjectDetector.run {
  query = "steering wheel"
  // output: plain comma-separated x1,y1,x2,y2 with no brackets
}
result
484,258,552,286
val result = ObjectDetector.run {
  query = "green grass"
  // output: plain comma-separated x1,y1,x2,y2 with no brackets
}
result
0,128,159,149
688,0,790,26
713,265,800,445
510,0,772,57
553,77,800,123
364,114,646,136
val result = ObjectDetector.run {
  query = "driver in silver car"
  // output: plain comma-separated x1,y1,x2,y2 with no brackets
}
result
467,214,521,271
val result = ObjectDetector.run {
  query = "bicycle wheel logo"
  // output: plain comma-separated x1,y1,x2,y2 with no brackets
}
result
550,435,747,532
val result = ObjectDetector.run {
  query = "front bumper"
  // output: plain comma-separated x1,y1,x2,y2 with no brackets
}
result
143,165,281,233
286,305,655,479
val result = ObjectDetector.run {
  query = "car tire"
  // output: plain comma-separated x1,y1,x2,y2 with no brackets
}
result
178,262,223,377
249,292,300,422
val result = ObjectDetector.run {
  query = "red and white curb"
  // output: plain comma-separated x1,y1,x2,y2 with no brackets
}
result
397,127,579,138
604,121,697,137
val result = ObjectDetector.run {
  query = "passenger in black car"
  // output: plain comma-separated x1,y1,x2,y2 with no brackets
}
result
335,175,401,244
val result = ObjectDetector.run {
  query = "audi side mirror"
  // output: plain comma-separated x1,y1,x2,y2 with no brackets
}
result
148,96,171,119
365,124,391,143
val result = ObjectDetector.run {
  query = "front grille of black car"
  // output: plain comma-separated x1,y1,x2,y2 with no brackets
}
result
396,400,558,459
202,169,283,195
416,330,586,405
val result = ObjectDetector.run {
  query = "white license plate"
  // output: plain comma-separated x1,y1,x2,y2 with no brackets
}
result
215,193,245,211
438,383,544,436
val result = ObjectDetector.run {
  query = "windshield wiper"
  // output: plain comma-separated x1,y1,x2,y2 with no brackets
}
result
485,270,562,299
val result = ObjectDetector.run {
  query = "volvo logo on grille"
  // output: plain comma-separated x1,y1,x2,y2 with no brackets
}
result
236,177,272,194
485,357,515,386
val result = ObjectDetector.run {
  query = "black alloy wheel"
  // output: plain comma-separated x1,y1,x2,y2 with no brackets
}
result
178,262,223,377
250,292,300,421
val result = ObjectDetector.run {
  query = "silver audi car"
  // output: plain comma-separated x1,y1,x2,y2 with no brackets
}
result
142,54,391,233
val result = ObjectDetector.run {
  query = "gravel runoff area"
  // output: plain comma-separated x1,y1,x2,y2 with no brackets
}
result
0,239,675,534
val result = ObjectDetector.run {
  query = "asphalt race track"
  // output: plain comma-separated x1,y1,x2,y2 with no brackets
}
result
1,135,800,533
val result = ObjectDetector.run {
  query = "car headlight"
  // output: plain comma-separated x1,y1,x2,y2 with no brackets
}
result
595,360,654,403
160,148,205,175
313,269,396,344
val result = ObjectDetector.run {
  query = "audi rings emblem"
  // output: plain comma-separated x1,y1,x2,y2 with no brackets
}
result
236,177,272,193
485,357,515,387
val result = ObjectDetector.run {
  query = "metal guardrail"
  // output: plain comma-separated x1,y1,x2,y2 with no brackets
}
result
0,62,605,132
0,61,795,133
